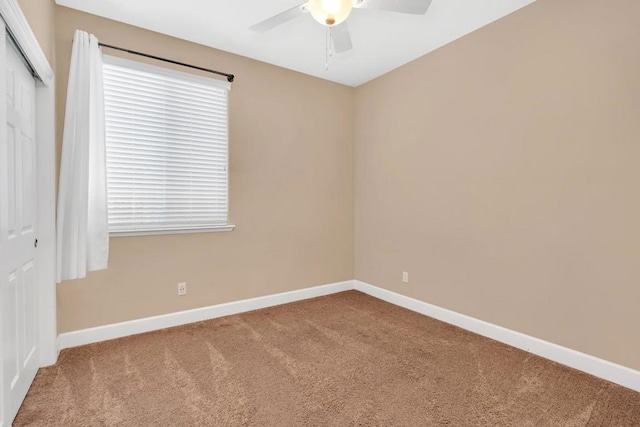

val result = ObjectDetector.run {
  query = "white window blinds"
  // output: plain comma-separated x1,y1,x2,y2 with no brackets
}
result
102,55,230,234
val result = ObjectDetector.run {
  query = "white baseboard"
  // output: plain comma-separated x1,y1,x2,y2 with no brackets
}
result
354,280,640,393
57,280,354,351
56,278,640,393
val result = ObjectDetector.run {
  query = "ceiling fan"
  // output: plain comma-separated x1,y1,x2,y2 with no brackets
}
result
250,0,433,55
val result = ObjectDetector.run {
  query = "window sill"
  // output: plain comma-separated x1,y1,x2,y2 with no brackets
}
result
109,225,235,237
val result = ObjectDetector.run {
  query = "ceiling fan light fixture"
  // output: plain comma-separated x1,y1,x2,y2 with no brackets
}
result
308,0,354,27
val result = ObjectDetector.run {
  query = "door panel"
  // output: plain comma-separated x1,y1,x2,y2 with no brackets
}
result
21,134,35,234
1,34,39,426
22,261,37,367
3,272,18,388
6,125,15,238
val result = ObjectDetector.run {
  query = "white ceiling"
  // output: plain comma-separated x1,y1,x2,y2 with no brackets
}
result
55,0,536,87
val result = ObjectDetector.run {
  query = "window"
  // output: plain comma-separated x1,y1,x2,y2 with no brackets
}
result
102,55,232,235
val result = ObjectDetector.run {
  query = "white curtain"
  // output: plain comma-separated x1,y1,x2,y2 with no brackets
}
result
56,30,109,283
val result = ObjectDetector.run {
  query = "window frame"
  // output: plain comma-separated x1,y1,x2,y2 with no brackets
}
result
102,54,234,237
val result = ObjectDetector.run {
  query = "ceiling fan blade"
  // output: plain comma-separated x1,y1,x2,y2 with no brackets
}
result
331,22,353,54
354,0,432,15
250,3,309,32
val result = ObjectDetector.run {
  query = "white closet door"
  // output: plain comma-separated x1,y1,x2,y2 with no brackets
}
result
0,31,39,426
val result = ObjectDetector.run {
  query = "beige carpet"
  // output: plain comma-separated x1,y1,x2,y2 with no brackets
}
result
15,290,640,426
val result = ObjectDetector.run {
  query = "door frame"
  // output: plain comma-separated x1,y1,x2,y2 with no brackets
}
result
0,0,57,367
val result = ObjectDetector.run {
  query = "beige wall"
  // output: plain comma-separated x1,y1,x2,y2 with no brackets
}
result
355,0,640,370
54,6,355,332
24,0,640,370
17,0,55,65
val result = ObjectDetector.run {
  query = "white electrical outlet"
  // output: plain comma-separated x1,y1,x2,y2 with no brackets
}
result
402,272,409,283
178,282,187,296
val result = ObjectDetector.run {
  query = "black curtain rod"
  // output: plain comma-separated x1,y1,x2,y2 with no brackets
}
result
98,43,235,83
